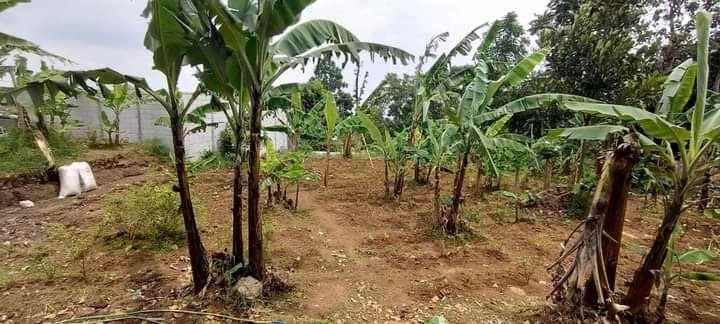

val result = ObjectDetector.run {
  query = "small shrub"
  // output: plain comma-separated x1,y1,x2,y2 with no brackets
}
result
47,224,97,278
102,183,204,250
188,150,233,174
25,246,59,281
141,139,171,163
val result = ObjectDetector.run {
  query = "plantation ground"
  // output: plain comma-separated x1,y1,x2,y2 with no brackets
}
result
1,149,719,323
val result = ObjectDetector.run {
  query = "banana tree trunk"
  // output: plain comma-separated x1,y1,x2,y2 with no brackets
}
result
342,131,353,159
474,158,484,194
19,104,55,170
699,170,711,213
231,133,245,265
583,135,641,305
324,138,331,187
114,114,121,145
295,181,300,210
384,159,390,199
434,166,441,223
248,90,264,280
169,115,209,293
446,148,470,235
623,184,687,316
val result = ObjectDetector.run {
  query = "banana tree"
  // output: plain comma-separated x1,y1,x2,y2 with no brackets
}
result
437,20,549,234
139,0,212,292
176,0,413,279
472,114,535,193
100,84,138,145
323,91,339,187
395,25,493,196
416,120,459,221
264,85,322,151
358,113,409,199
280,151,320,210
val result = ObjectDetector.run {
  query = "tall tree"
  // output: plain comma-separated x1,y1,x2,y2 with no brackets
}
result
530,0,659,104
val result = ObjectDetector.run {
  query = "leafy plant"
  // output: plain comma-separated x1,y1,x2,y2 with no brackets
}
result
102,183,204,250
47,224,97,279
100,83,137,145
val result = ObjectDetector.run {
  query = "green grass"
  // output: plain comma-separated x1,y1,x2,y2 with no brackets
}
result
0,129,85,173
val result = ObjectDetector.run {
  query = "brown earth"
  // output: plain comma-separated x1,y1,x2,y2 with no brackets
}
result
0,149,718,323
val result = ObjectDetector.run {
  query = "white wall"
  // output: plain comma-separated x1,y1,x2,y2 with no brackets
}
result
66,94,288,160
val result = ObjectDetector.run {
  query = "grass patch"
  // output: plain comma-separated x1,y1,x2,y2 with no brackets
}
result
102,183,205,251
0,129,85,173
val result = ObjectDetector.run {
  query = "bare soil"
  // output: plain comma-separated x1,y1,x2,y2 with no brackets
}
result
0,150,718,323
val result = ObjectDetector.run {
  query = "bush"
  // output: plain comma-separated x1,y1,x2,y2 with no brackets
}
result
0,129,84,173
141,139,171,163
47,224,97,278
102,183,204,250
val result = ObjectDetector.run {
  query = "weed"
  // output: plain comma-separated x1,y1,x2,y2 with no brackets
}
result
25,246,59,281
0,267,13,287
141,138,171,163
102,183,205,250
47,224,98,279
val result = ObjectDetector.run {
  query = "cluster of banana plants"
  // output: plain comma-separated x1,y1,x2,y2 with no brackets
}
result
260,139,319,210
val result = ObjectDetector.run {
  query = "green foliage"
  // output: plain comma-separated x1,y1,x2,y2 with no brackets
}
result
24,246,59,281
102,183,204,250
0,129,84,173
424,315,448,324
218,127,236,158
141,138,171,163
188,150,233,175
47,224,97,278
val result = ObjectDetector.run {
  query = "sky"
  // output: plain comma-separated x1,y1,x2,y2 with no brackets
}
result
0,0,549,97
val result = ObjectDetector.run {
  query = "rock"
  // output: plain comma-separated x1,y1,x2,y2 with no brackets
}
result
232,276,263,301
19,200,34,208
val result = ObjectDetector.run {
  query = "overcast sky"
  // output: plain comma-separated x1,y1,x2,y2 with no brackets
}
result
0,0,549,96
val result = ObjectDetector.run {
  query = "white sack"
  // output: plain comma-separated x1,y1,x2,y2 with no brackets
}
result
58,165,81,199
71,162,97,192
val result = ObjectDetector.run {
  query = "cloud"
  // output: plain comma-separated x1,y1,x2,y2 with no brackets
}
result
0,0,548,94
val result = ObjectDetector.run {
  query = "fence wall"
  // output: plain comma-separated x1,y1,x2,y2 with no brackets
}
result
66,94,288,160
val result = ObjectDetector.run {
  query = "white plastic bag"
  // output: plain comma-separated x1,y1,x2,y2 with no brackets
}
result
58,165,81,199
71,162,97,192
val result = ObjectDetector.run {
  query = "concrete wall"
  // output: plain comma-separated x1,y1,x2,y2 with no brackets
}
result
66,94,288,160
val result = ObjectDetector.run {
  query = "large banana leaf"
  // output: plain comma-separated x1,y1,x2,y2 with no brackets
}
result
564,102,691,143
278,41,414,69
458,61,489,123
474,93,600,123
0,0,28,12
485,114,512,138
658,59,697,118
0,32,69,62
272,19,359,57
324,91,338,138
547,125,629,141
228,0,259,31
144,0,192,88
482,49,548,108
257,0,316,39
358,113,383,146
